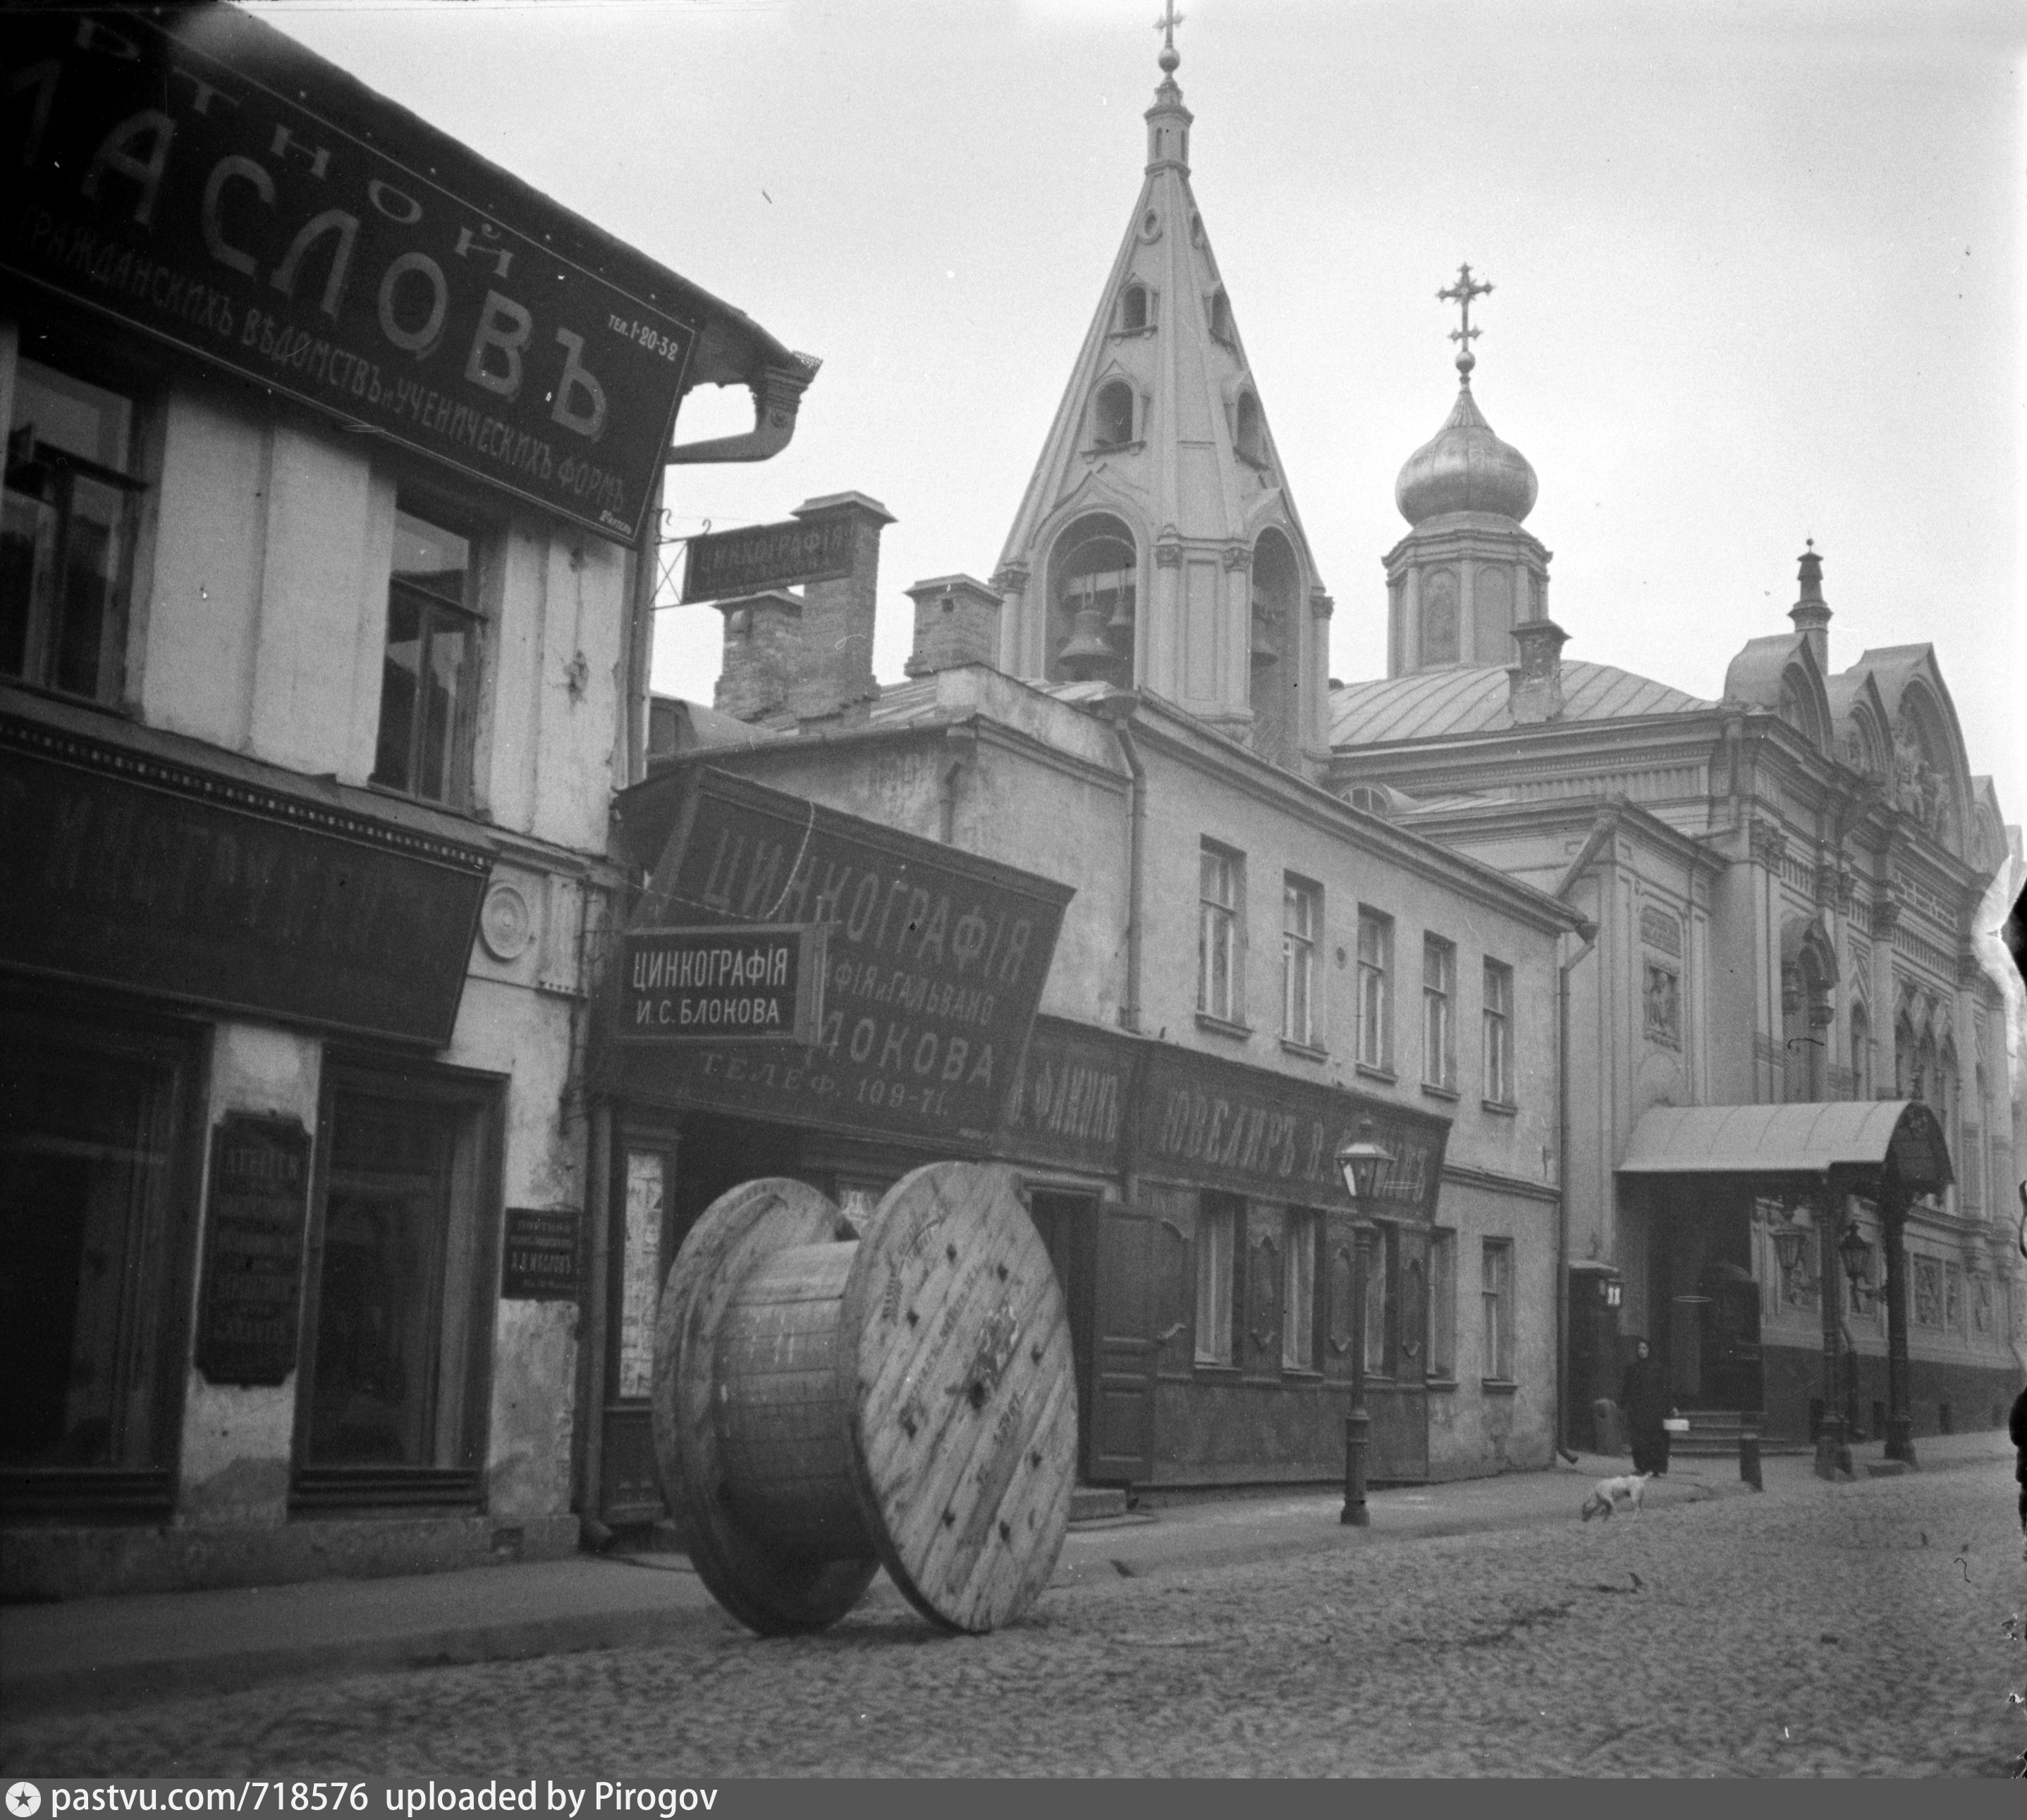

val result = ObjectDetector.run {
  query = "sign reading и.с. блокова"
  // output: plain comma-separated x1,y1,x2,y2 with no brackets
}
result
612,769,1074,1150
4,11,693,542
616,922,826,1045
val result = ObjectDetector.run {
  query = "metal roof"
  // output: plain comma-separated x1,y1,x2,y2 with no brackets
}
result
1617,1100,1953,1192
1330,662,1712,747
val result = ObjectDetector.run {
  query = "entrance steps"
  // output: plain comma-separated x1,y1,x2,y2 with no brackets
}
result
1070,1485,1129,1523
1672,1410,1809,1458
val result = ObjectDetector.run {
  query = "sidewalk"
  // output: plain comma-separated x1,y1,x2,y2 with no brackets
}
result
4,1427,2010,1718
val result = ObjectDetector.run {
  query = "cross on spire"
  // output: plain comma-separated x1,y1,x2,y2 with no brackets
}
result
1154,1,1184,73
1438,262,1494,382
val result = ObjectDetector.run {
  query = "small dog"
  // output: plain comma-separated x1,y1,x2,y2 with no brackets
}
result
1580,1471,1653,1522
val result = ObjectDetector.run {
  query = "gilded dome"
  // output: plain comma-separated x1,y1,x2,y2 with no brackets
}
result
1395,384,1538,526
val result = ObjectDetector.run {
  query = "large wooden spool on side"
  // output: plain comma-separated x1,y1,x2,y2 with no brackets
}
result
651,1162,1077,1636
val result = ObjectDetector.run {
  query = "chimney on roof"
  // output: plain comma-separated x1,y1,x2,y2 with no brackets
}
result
713,589,803,725
1507,617,1569,724
903,574,1003,677
787,491,895,727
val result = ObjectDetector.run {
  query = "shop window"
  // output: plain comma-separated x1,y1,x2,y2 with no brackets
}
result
1282,1208,1319,1370
616,1148,670,1400
1092,381,1135,450
1,356,144,703
0,1006,200,1506
1199,842,1244,1025
1422,935,1456,1090
1282,875,1321,1048
372,505,482,806
1481,1238,1514,1382
1356,907,1392,1072
295,1061,500,1503
1194,1193,1239,1366
1483,959,1514,1106
1426,1229,1457,1380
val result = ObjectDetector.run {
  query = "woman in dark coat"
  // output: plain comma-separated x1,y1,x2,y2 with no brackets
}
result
1621,1337,1673,1475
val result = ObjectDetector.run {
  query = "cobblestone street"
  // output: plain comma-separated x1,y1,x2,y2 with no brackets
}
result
8,1459,2023,1778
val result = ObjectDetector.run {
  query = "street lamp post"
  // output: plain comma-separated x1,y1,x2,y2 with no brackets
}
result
1336,1119,1393,1527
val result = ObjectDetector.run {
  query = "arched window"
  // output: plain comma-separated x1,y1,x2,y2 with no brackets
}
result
1894,1014,1916,1099
1048,513,1137,684
1208,289,1233,345
1119,285,1149,333
1974,1062,1990,1212
1249,529,1302,764
1421,569,1460,667
1777,673,1821,746
1093,381,1135,449
1849,1000,1871,1100
1939,1040,1960,1206
1234,392,1264,466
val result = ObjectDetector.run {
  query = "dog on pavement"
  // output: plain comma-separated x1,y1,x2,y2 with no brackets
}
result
1580,1471,1653,1522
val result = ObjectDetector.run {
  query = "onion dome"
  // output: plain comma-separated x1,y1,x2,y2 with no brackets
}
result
1395,383,1538,526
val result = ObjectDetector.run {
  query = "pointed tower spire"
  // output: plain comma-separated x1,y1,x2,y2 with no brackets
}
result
1789,538,1830,670
992,27,1331,771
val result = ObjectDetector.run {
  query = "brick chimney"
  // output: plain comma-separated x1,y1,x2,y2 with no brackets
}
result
712,589,804,725
1507,617,1569,724
903,574,1002,677
787,491,895,725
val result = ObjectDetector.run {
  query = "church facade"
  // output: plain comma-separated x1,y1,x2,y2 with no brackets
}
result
1328,309,2021,1454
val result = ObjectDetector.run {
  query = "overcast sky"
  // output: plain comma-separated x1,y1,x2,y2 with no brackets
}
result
261,0,2026,830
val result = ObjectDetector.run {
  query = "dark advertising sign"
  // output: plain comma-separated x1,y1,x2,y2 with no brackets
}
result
1138,1045,1447,1218
1000,1015,1134,1174
679,508,856,603
616,923,826,1045
0,713,491,1047
195,1114,312,1386
501,1206,582,1301
3,11,693,541
612,768,1073,1149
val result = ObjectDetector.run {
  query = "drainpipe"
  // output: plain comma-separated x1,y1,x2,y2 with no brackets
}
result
664,362,818,467
1098,693,1146,1035
1552,798,1617,1460
938,725,978,846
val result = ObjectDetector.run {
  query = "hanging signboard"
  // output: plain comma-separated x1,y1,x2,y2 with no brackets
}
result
614,922,826,1045
609,768,1074,1150
678,507,857,603
194,1114,312,1386
3,9,694,543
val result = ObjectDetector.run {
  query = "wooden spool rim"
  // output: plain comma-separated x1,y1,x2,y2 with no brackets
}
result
836,1161,1077,1634
651,1176,879,1635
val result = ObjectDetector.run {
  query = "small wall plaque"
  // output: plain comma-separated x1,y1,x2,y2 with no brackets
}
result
195,1113,313,1386
502,1205,582,1299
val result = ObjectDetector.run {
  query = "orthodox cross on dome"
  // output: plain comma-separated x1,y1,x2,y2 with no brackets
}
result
1154,0,1184,72
1438,263,1494,383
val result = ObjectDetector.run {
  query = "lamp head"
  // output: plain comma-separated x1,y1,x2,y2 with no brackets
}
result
1335,1117,1395,1205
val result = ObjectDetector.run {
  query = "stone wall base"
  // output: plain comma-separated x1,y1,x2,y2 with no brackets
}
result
2,1511,582,1603
1759,1343,2019,1444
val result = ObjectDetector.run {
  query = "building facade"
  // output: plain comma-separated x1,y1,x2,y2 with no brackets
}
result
629,35,1582,1491
1328,321,2022,1450
1,6,809,1597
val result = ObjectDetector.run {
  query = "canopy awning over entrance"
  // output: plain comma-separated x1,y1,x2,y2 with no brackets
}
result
1617,1100,1952,1194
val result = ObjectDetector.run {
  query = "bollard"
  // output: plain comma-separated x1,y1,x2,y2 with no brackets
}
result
1340,1410,1371,1526
1739,1415,1763,1492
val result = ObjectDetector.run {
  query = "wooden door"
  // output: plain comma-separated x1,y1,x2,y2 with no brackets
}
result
1087,1200,1162,1484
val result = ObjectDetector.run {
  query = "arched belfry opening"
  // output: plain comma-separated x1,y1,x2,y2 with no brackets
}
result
1249,528,1302,763
1048,512,1138,684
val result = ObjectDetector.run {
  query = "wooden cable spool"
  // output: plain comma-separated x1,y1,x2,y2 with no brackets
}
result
651,1160,1078,1635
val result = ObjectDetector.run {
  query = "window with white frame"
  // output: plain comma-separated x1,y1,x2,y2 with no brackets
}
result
1483,959,1514,1105
1422,935,1456,1090
1198,844,1243,1024
372,505,482,807
1282,875,1321,1048
1481,1238,1514,1382
1426,1229,1457,1379
1357,908,1392,1071
1194,1193,1238,1365
1282,1208,1318,1370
